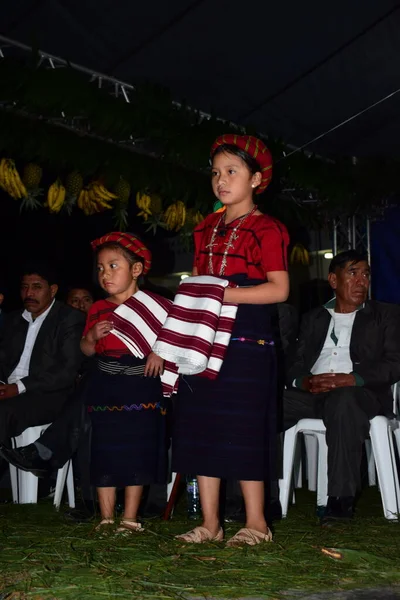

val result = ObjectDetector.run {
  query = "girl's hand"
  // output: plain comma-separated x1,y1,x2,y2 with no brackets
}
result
144,352,164,377
86,321,113,343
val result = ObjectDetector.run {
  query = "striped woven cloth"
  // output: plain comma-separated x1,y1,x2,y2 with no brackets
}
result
109,278,237,397
108,290,179,396
152,276,238,387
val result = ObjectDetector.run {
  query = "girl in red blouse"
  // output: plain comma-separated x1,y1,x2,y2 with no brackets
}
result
81,232,165,534
173,135,289,546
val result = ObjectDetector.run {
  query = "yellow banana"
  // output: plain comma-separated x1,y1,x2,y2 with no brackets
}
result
0,159,7,189
47,181,57,210
135,191,143,209
136,191,152,214
53,184,66,213
91,182,117,201
10,164,28,198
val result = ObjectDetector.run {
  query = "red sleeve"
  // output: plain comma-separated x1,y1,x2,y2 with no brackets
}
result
259,218,290,274
83,302,103,337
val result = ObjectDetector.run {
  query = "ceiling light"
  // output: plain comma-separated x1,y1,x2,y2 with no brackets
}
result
324,252,333,260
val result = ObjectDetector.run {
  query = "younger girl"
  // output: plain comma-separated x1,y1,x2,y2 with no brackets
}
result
81,232,165,533
173,135,290,546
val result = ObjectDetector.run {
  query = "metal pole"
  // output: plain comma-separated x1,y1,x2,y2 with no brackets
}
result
333,218,338,256
351,214,356,249
366,217,371,264
347,217,352,249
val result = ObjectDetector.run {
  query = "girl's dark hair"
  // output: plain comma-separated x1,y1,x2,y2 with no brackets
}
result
95,242,144,269
211,143,261,175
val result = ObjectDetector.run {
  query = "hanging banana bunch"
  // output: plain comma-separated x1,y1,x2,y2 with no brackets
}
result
136,191,152,221
77,180,117,217
289,243,310,266
163,201,186,232
21,163,43,210
45,179,66,214
136,190,167,234
0,158,29,204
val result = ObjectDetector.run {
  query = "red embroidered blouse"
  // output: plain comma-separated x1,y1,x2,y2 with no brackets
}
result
193,212,289,278
83,299,130,357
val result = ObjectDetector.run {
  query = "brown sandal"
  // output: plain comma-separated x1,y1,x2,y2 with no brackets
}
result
226,527,273,547
175,526,224,543
116,519,144,534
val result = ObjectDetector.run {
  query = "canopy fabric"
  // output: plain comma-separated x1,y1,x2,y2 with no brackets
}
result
1,0,400,157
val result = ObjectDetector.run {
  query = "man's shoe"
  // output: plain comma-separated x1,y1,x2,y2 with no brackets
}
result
320,496,354,526
0,444,52,478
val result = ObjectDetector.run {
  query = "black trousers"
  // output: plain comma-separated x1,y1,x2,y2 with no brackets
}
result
0,392,68,446
283,386,382,497
37,391,86,469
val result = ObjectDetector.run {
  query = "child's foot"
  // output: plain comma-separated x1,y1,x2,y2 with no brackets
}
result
116,518,144,534
94,518,115,536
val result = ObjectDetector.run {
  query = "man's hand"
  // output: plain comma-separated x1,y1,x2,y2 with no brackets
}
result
305,373,356,394
0,384,19,399
144,352,164,377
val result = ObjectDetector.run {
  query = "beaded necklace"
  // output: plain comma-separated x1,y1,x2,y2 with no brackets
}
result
206,205,257,276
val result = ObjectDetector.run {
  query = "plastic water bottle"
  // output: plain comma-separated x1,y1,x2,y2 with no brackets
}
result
186,476,201,519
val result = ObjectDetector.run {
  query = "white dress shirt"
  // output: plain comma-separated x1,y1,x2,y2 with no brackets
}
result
311,308,356,375
8,300,55,394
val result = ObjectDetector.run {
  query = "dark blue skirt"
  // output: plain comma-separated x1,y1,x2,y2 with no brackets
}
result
84,355,167,488
172,277,278,482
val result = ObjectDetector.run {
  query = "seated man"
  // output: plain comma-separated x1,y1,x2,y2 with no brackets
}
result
284,250,400,525
66,286,94,314
0,262,85,474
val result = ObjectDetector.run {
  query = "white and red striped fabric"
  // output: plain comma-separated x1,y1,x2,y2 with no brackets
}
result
152,275,238,381
109,278,238,397
108,290,172,358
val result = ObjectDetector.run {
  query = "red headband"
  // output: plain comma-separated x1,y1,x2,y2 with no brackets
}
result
211,134,273,194
91,232,152,275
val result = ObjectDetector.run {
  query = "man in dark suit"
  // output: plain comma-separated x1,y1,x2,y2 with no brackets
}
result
284,250,400,525
0,262,85,472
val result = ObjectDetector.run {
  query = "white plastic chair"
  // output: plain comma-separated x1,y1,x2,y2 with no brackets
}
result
9,424,75,509
279,414,400,520
392,382,400,459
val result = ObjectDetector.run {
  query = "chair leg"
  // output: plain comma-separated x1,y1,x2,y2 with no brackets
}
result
304,434,318,492
279,425,298,518
66,462,75,509
9,465,19,503
315,433,328,508
365,439,377,487
394,428,400,463
54,463,68,510
370,417,400,520
20,472,39,504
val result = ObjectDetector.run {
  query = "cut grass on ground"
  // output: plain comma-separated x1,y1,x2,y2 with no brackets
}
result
0,488,399,599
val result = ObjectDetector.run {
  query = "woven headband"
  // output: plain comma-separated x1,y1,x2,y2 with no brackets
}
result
91,232,152,275
210,134,273,194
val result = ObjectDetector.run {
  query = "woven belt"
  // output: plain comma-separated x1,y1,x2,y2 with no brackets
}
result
97,359,145,376
231,337,274,346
